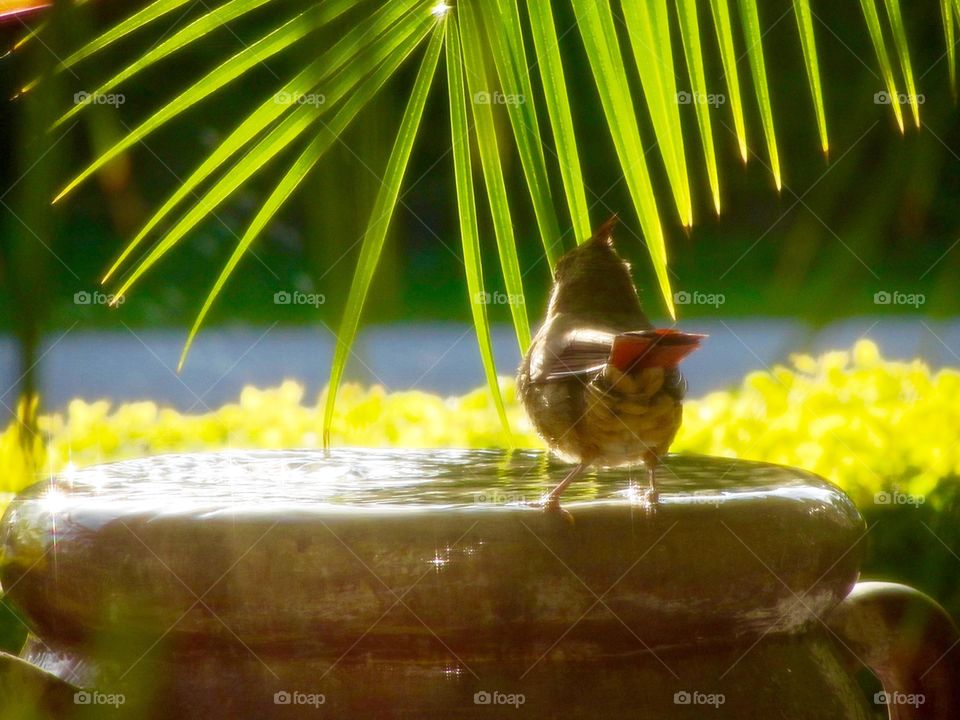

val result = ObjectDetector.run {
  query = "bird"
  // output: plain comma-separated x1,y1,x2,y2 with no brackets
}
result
517,216,704,509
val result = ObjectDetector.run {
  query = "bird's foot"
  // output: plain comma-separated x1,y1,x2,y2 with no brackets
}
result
538,497,575,524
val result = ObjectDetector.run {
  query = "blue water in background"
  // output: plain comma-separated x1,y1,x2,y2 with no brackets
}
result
1,317,958,419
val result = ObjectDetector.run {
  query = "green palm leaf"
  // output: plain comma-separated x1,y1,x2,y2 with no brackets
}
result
58,0,197,70
942,0,956,93
571,0,674,317
322,22,445,447
675,0,722,215
882,0,920,127
480,0,562,269
67,0,277,113
460,1,531,351
793,0,829,155
89,0,430,284
622,0,692,226
860,0,905,131
111,13,434,300
446,14,511,436
178,22,433,369
737,0,781,189
43,0,957,435
54,1,351,129
525,0,590,241
708,0,748,162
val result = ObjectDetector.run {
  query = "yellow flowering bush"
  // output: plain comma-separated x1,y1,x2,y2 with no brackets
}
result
0,340,956,506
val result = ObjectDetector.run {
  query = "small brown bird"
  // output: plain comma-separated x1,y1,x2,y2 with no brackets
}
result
517,217,704,508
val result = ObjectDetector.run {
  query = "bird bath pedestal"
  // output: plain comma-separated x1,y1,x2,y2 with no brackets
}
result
0,450,957,718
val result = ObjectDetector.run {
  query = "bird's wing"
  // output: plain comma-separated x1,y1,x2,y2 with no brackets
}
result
533,329,706,383
533,328,615,382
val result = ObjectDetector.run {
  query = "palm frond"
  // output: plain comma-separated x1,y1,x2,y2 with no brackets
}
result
707,0,749,161
460,0,530,352
860,0,906,132
793,0,829,155
525,0,590,241
179,15,435,369
737,0,781,189
322,21,445,446
446,14,512,437
480,0,562,270
941,0,956,93
571,0,673,316
882,0,920,127
54,1,351,129
622,0,692,226
58,0,195,69
675,0,722,214
111,10,435,299
46,0,958,436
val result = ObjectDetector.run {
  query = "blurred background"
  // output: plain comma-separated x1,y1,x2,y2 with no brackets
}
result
0,0,958,418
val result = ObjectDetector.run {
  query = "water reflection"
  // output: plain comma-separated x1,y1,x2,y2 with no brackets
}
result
17,449,841,518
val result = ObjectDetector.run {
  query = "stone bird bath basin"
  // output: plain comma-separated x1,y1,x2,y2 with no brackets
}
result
0,450,957,718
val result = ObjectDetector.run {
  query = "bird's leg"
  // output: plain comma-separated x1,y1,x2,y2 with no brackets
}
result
644,451,660,505
542,462,587,509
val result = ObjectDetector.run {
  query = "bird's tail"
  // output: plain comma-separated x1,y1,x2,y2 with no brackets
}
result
609,330,705,371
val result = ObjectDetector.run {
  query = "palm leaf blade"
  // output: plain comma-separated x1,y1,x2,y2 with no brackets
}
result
59,0,196,70
882,0,920,127
460,2,531,351
178,31,430,369
322,24,444,446
55,1,350,129
524,0,590,242
621,0,692,226
446,15,511,436
707,0,748,161
859,0,904,131
793,0,829,154
675,0,722,214
737,0,781,189
942,0,956,92
112,16,434,300
570,0,674,317
481,0,562,269
95,0,431,284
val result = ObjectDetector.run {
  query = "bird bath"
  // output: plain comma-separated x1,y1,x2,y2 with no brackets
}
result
0,450,956,718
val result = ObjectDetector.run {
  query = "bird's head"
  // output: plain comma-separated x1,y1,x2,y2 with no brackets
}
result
548,216,644,318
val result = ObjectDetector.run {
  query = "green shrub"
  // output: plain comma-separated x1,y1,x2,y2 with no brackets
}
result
2,340,956,508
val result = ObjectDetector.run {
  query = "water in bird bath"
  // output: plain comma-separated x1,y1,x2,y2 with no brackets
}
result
17,448,848,513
